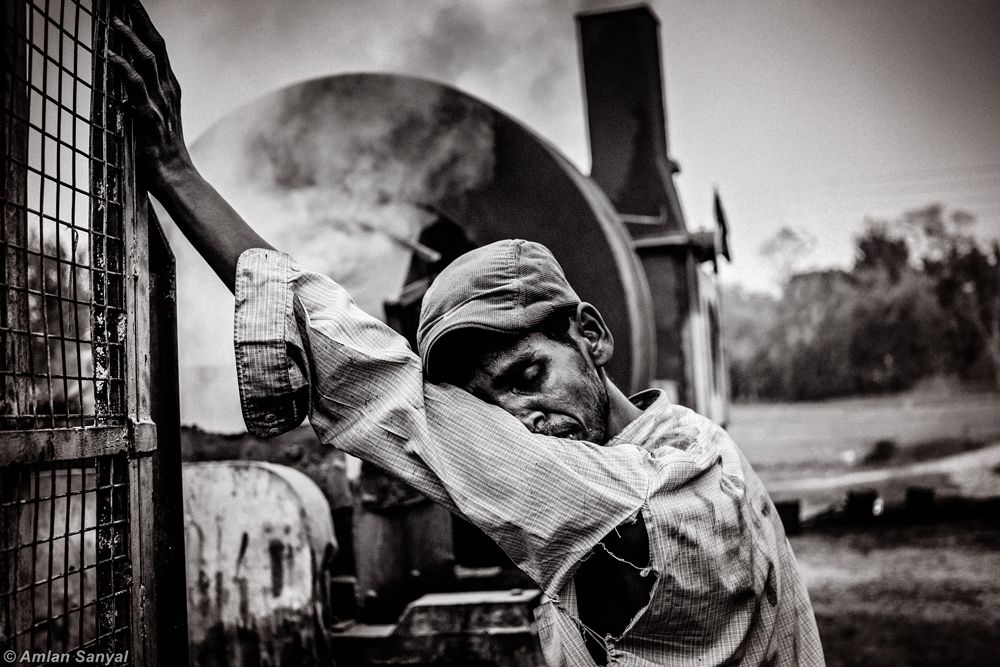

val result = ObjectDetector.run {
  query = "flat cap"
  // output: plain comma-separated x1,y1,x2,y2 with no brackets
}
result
417,239,580,379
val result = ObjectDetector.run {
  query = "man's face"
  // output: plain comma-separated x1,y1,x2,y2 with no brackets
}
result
461,329,611,444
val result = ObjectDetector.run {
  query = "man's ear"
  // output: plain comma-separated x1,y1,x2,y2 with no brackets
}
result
574,303,614,367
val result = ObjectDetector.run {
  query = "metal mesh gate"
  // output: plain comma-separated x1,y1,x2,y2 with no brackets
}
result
1,0,126,431
1,0,184,663
1,458,131,655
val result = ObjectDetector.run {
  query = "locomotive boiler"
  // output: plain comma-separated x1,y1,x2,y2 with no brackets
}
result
177,4,731,665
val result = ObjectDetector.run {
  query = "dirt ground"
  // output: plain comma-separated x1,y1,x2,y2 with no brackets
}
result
726,388,1000,666
791,514,1000,667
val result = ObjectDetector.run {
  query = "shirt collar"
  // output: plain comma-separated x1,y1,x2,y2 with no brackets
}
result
603,388,673,447
628,388,667,411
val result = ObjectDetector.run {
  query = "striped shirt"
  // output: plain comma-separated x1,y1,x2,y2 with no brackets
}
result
234,248,825,666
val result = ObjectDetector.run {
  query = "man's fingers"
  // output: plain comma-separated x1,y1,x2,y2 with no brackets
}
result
108,51,155,118
121,0,166,55
111,18,160,87
107,51,144,100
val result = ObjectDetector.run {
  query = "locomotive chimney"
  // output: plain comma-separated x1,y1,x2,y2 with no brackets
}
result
578,4,729,417
577,4,686,231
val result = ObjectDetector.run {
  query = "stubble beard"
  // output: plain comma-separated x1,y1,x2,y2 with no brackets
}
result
579,367,611,445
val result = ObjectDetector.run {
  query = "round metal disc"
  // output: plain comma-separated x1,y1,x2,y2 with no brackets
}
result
187,74,652,392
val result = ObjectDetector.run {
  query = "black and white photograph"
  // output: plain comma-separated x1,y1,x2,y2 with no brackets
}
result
1,0,998,665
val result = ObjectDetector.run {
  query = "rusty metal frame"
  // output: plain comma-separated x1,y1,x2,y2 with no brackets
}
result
0,425,144,467
1,1,186,664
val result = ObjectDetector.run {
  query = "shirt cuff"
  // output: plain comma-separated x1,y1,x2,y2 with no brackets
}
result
234,248,310,437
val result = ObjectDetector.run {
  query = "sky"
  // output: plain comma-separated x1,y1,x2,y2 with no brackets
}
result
141,0,1000,430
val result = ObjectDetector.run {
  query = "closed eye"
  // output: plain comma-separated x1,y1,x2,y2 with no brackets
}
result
488,350,545,394
512,361,545,392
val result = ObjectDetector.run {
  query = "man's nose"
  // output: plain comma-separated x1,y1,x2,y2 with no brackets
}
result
515,407,546,433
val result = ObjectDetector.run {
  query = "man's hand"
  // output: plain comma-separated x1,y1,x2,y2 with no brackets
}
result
105,0,273,292
108,0,191,198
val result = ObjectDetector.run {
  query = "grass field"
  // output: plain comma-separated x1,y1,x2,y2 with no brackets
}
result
728,388,1000,474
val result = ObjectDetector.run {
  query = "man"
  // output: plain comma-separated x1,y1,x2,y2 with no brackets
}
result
109,2,824,665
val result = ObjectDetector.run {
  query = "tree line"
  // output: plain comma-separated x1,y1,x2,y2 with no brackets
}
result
723,204,1000,401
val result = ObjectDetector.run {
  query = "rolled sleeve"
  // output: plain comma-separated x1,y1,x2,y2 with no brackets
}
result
234,249,310,437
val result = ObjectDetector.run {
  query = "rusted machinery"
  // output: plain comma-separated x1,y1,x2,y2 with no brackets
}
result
177,4,732,666
181,442,548,666
183,462,336,665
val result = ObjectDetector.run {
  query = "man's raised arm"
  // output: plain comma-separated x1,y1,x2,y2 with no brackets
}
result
108,0,272,292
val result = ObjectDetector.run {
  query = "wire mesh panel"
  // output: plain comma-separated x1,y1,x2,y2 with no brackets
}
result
1,0,126,430
1,457,132,657
0,0,145,662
